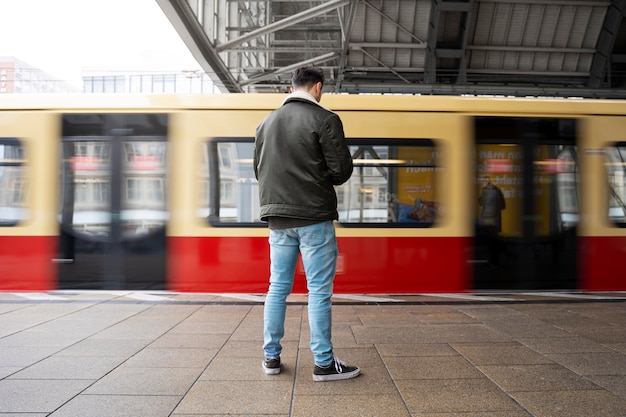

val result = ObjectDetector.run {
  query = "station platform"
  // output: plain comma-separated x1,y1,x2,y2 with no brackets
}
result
1,290,625,417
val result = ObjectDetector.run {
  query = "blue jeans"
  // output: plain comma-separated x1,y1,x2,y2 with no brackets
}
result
263,221,337,367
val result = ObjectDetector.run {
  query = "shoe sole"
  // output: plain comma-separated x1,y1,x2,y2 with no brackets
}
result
262,361,281,375
312,367,360,381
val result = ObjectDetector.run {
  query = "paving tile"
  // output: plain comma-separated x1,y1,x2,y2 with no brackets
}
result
353,305,419,317
84,366,203,395
352,325,427,344
384,355,484,380
478,364,599,391
411,412,531,417
457,306,527,320
563,324,626,344
403,305,470,314
48,394,181,417
546,352,626,376
170,319,245,334
451,342,554,365
55,338,152,357
0,330,87,348
151,332,229,349
376,343,458,357
481,322,574,339
0,367,22,379
292,394,410,417
7,356,126,380
173,380,293,415
418,324,512,343
414,311,479,324
174,415,288,417
519,336,614,354
607,342,626,354
356,312,420,326
0,379,92,413
89,321,174,340
395,378,523,414
123,347,217,368
512,389,626,417
587,375,626,399
0,345,61,366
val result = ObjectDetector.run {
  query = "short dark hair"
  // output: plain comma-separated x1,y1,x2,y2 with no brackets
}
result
291,66,325,89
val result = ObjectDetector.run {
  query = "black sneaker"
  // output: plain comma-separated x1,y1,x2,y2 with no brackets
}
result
312,357,360,381
262,357,281,375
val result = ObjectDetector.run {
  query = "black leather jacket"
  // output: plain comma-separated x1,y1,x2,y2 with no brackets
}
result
254,92,353,222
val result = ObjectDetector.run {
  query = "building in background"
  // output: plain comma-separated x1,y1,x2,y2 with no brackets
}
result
0,57,78,94
82,67,217,94
0,57,217,94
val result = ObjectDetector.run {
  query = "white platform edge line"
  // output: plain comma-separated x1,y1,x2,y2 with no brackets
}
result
125,292,173,301
10,292,68,301
217,293,267,302
420,293,517,302
519,292,626,300
332,294,402,302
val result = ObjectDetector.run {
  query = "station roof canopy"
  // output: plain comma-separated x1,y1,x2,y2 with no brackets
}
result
157,0,626,98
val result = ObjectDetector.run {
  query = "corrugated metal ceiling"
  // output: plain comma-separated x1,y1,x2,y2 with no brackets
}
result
157,0,626,97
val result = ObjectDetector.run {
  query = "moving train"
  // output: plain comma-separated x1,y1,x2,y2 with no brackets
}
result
1,93,624,293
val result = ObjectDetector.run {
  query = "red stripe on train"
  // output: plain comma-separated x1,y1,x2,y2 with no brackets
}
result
168,236,471,293
580,236,626,291
0,236,56,291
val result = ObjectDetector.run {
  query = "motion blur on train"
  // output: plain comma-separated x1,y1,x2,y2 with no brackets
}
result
0,93,624,293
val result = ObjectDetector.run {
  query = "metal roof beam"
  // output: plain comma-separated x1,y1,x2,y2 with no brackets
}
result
216,0,350,52
239,52,338,86
356,48,411,83
335,0,360,92
588,0,626,88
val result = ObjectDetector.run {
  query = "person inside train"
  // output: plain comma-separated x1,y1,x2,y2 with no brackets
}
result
254,65,361,381
478,174,506,267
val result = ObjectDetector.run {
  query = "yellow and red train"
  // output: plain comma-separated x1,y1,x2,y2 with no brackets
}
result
0,94,624,293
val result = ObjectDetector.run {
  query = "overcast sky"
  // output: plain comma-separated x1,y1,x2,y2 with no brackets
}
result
0,0,200,87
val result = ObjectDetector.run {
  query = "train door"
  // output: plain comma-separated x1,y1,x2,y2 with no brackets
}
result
473,117,578,290
56,114,168,290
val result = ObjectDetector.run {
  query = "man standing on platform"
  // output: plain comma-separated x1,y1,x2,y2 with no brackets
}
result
254,65,360,381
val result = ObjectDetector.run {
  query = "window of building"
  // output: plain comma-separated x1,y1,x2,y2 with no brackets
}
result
83,75,126,93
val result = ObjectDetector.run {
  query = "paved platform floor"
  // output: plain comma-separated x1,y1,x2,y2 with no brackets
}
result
0,291,625,417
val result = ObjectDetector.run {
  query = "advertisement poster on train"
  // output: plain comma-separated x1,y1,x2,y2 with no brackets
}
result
396,146,438,223
476,144,550,237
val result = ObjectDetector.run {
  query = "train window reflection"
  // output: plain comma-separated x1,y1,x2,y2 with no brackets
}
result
0,138,28,226
606,144,626,226
337,139,438,226
202,138,438,227
61,139,168,240
202,138,260,225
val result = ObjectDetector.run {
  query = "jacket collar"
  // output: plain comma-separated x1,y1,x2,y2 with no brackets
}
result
282,90,333,112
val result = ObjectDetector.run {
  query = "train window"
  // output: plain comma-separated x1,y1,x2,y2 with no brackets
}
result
337,139,438,227
203,138,260,226
606,143,626,226
202,137,438,227
0,138,28,226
